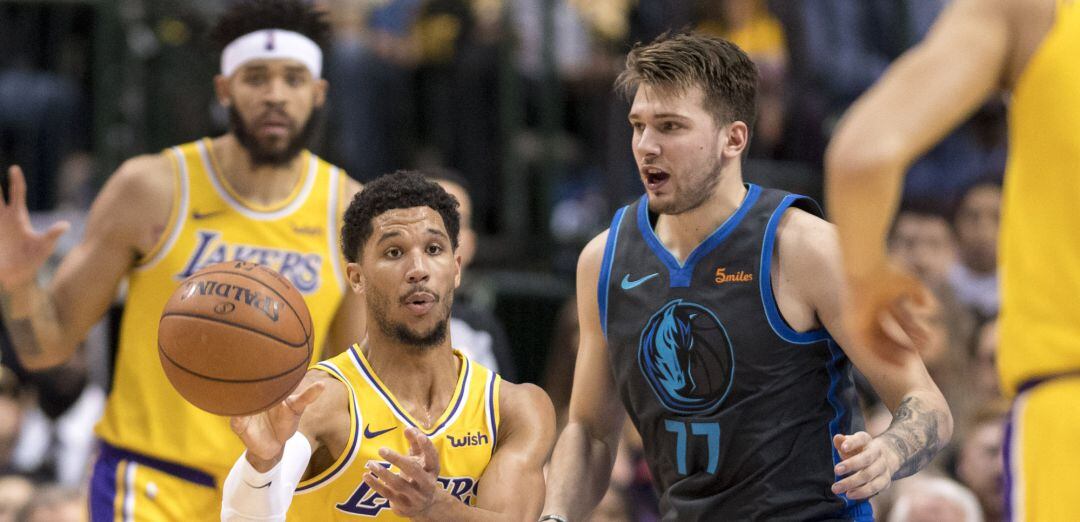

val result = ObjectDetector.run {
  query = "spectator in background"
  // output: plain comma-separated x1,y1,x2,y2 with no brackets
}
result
697,0,786,157
767,0,1006,206
425,169,518,380
0,474,34,522
15,485,84,522
954,404,1007,522
973,319,1001,402
322,0,420,181
949,178,1003,320
889,204,957,291
888,475,984,522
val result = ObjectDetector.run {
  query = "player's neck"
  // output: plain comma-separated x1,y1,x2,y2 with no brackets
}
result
210,134,305,207
654,170,747,264
361,337,461,428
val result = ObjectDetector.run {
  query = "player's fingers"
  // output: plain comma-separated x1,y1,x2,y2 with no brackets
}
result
8,166,27,213
379,447,426,481
832,434,846,452
286,381,325,414
838,432,871,455
365,462,414,504
406,428,440,473
229,416,249,434
845,474,891,500
835,449,875,476
831,465,874,494
42,221,70,245
888,299,930,349
362,469,400,505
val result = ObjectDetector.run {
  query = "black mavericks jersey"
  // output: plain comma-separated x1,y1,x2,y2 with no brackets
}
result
599,185,872,521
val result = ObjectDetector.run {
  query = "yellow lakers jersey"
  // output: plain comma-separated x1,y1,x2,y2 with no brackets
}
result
289,346,501,520
96,138,350,479
998,0,1080,395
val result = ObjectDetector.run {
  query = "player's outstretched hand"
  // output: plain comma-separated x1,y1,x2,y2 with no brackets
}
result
229,381,324,471
841,261,937,364
830,432,899,500
362,427,441,519
0,166,69,288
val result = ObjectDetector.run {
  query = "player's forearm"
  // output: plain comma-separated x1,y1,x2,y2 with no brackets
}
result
0,280,75,369
413,490,538,522
542,421,619,521
824,121,908,279
878,392,953,480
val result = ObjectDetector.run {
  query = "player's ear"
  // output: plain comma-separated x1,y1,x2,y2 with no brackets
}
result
346,262,365,294
453,254,462,289
313,78,328,107
214,75,232,107
721,121,750,159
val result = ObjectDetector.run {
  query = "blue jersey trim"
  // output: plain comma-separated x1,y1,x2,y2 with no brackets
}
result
759,194,830,344
95,440,215,487
824,339,852,510
486,371,499,457
89,444,120,521
295,361,362,492
637,184,762,288
599,206,629,339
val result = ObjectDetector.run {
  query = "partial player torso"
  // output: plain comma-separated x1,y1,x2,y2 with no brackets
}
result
999,0,1080,395
95,138,350,480
288,346,500,520
601,185,870,521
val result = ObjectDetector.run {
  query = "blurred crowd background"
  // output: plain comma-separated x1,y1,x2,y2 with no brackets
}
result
0,0,1009,520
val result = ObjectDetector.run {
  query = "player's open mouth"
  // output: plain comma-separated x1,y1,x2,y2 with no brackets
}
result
402,292,436,315
643,167,671,191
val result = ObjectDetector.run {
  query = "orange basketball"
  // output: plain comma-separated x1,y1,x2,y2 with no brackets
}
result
158,261,313,416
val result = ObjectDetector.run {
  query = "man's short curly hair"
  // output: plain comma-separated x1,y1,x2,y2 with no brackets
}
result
210,0,331,55
341,171,461,263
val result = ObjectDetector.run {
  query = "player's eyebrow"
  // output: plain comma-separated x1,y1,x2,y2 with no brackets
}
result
375,231,402,244
427,228,449,241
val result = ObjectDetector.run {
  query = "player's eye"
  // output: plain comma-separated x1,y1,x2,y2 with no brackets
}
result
426,243,443,255
385,247,402,259
243,73,267,85
630,122,645,132
286,74,306,87
661,121,681,131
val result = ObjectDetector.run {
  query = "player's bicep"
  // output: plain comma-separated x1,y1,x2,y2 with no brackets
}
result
566,232,625,440
475,384,555,518
49,158,172,343
828,0,1011,172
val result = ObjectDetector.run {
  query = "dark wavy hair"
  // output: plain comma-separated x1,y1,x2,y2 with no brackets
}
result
210,0,331,54
341,171,461,263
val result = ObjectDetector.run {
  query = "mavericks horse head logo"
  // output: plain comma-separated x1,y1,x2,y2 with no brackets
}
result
638,299,734,414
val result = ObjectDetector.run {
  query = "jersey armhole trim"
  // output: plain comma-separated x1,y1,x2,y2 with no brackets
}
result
136,148,189,270
598,206,629,340
485,371,501,456
327,167,346,293
758,194,830,344
295,361,361,493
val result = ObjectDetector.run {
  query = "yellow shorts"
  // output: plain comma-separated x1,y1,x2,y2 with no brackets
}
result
1006,375,1080,521
89,441,222,521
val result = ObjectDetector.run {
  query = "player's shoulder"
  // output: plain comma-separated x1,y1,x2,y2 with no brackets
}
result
578,229,611,275
298,368,351,436
775,205,837,259
104,152,175,202
497,381,555,434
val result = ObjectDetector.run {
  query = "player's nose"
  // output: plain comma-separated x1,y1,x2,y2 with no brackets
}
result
405,253,430,284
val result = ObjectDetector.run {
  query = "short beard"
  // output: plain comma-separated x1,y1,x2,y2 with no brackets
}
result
368,286,453,351
648,161,723,215
229,106,320,167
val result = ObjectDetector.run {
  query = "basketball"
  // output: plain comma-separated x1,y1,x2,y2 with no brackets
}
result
158,261,313,416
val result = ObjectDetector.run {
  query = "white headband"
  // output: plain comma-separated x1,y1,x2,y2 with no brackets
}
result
221,29,322,78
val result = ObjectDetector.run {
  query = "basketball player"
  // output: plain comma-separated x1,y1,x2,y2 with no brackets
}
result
826,0,1079,519
221,171,555,520
0,1,364,519
541,33,952,521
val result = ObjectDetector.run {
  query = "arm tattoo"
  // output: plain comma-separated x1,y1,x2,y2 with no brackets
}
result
0,283,50,358
879,396,949,480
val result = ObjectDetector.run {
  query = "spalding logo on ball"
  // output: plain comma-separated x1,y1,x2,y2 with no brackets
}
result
637,299,734,415
158,261,313,416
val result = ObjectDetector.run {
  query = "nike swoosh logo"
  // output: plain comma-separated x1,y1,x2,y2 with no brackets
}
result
621,273,659,290
192,210,226,220
252,481,272,489
364,424,397,439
